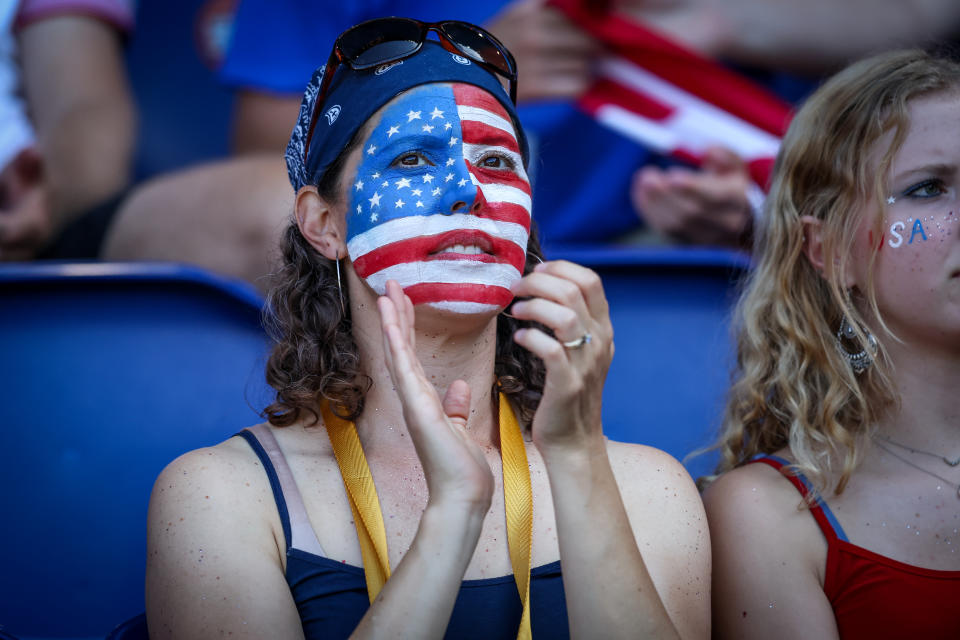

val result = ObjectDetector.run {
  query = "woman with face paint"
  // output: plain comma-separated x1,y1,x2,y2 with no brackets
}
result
144,19,709,640
703,50,960,639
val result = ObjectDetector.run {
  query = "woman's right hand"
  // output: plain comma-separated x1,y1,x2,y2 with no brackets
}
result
378,279,495,513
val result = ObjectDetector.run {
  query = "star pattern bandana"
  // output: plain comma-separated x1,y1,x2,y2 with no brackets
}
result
347,83,531,314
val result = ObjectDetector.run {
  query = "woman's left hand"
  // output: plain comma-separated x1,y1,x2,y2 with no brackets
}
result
508,260,614,457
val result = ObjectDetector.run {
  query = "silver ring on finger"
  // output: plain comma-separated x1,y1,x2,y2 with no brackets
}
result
562,332,592,349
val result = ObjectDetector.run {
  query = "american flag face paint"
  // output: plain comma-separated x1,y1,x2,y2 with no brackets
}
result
347,83,531,314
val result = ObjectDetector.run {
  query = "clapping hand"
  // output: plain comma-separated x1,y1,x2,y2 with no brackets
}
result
378,280,495,512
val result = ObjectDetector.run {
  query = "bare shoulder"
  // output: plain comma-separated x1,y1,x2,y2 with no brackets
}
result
605,439,701,509
605,440,711,637
704,459,836,639
603,438,707,557
701,460,820,579
146,427,304,639
147,428,284,579
701,458,809,537
150,429,272,515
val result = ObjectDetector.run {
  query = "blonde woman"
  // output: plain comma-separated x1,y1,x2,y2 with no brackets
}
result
704,50,960,639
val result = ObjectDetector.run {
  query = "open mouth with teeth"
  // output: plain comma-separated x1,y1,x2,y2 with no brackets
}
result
428,230,499,263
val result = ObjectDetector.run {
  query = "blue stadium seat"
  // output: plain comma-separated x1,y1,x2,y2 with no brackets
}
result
551,246,749,479
0,262,272,638
0,248,746,636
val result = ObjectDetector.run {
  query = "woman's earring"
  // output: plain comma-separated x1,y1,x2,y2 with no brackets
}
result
836,316,878,374
335,251,345,314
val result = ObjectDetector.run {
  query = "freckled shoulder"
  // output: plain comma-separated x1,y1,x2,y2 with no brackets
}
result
146,426,306,637
604,440,712,637
703,461,837,636
148,425,286,558
604,439,699,501
701,459,818,551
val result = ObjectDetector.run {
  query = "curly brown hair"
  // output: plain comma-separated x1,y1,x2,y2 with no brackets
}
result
263,123,547,428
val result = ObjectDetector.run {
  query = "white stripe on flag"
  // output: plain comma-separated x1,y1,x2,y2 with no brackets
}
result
347,213,528,260
477,182,532,211
457,105,514,135
363,260,521,290
430,300,501,314
596,56,781,159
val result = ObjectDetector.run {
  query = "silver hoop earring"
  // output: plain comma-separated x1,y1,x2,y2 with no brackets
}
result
836,316,878,374
334,252,345,314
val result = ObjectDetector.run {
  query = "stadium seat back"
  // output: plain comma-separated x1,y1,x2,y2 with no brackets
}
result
0,262,271,638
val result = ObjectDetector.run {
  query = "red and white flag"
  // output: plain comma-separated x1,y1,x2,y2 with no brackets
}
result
551,0,793,190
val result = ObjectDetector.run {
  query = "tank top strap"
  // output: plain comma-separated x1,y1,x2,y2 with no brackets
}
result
750,455,849,543
237,425,327,557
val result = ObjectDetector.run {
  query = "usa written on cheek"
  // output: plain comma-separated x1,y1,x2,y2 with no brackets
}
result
882,211,958,249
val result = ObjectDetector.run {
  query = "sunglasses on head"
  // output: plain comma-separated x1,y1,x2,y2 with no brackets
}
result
304,17,518,158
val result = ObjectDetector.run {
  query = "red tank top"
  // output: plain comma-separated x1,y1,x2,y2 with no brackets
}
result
752,456,960,639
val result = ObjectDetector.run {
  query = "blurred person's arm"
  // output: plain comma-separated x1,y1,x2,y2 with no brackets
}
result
485,0,601,102
0,146,48,260
18,14,135,236
620,0,960,73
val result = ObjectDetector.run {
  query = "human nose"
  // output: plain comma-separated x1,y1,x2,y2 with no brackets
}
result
439,159,484,215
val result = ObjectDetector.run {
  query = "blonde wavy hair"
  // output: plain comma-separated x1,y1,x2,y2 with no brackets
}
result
712,49,960,495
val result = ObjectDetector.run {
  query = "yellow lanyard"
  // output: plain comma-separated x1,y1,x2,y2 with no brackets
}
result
322,393,533,639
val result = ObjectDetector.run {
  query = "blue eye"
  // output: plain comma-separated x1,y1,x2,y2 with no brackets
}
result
903,178,947,198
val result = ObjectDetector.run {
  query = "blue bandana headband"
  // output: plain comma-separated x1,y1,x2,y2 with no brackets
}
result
285,40,529,192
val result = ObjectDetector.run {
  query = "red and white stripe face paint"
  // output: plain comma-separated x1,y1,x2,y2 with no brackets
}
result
346,83,531,314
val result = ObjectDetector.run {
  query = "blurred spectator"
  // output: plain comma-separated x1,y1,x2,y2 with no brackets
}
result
103,0,960,289
0,0,136,260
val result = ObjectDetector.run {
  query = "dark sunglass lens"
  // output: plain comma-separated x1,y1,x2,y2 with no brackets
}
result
441,23,514,75
338,17,422,62
353,39,419,67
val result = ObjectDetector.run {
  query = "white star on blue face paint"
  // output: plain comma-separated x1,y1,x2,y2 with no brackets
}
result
395,198,405,208
356,204,362,213
406,110,421,122
367,144,377,155
444,122,452,130
423,174,434,183
411,188,422,197
395,177,411,189
445,173,454,182
368,192,382,207
381,180,389,188
370,212,378,222
386,126,400,138
422,124,434,133
445,158,455,167
372,172,380,179
431,187,442,196
430,106,444,120
416,200,424,208
448,137,458,147
354,179,364,191
458,178,468,187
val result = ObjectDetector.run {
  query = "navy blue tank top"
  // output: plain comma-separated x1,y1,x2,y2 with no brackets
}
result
237,427,570,639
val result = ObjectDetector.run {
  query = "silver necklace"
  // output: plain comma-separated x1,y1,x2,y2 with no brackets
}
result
877,435,960,467
874,439,960,498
